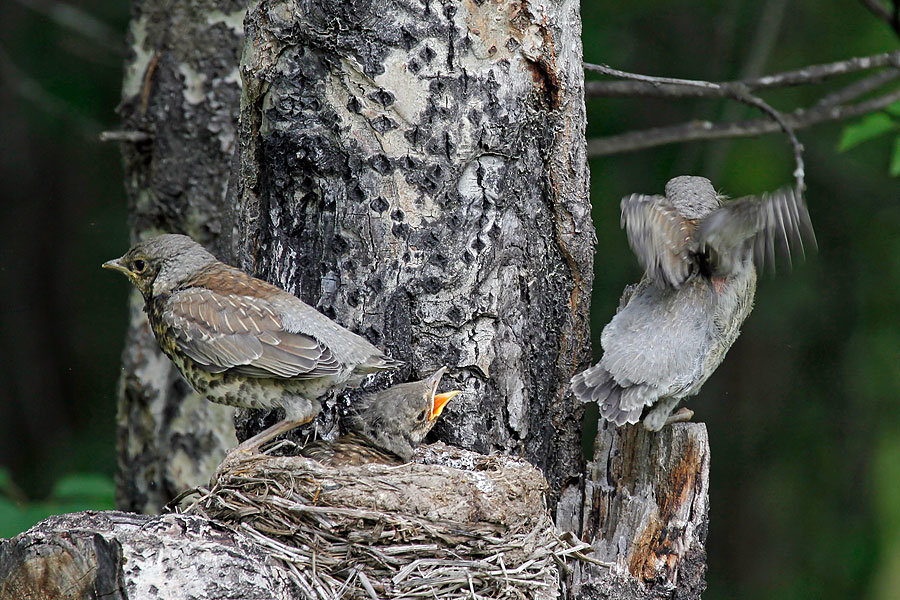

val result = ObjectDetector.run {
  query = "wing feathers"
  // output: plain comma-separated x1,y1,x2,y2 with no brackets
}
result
698,188,815,277
621,193,696,288
163,288,342,379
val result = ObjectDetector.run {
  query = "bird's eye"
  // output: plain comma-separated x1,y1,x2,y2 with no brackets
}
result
417,409,428,422
132,259,147,273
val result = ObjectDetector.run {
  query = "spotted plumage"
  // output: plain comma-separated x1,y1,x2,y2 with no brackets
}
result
104,233,402,450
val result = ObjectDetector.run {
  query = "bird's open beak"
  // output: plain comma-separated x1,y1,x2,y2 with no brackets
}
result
102,257,129,276
426,366,459,421
430,390,459,420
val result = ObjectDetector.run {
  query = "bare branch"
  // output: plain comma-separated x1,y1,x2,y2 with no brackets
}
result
815,69,900,108
585,51,900,98
0,44,101,140
100,130,153,143
585,63,807,193
587,88,900,157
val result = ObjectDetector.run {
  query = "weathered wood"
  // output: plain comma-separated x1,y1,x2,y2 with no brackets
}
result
102,0,712,597
233,0,593,501
556,423,710,599
115,0,247,512
0,512,294,600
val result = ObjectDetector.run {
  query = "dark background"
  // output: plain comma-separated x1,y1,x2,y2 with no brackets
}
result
1,1,898,598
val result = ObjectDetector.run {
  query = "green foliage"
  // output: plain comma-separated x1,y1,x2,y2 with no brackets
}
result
838,113,897,151
0,468,115,539
838,101,900,176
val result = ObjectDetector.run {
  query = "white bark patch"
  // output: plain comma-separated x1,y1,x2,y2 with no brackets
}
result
207,8,246,34
179,64,208,105
122,15,152,98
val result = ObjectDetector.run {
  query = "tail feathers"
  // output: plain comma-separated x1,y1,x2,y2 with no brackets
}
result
571,364,655,426
571,364,610,402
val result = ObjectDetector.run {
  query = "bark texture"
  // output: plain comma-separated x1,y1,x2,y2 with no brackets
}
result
234,0,593,499
99,0,712,597
115,0,247,512
556,423,710,599
0,512,294,600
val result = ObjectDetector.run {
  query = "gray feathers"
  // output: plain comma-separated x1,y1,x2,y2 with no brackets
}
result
572,176,814,431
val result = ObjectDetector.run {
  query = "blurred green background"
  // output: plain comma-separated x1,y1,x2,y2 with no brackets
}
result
1,1,898,599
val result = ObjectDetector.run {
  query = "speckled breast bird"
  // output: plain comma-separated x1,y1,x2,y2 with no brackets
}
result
300,367,459,466
571,176,815,431
103,234,402,451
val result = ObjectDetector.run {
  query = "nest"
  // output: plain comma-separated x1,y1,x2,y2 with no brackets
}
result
177,442,598,599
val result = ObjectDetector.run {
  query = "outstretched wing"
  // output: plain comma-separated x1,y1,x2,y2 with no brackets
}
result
162,287,343,379
697,188,816,277
621,193,697,288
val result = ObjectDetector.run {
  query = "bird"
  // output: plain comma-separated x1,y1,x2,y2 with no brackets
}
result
570,176,815,431
103,233,402,452
299,367,459,466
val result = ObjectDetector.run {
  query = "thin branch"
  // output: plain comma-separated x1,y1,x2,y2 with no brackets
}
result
587,87,900,157
0,44,101,140
12,0,124,54
585,63,807,194
585,50,900,98
100,130,153,143
815,69,900,107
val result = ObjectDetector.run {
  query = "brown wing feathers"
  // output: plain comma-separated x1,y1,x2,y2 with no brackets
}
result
163,267,341,379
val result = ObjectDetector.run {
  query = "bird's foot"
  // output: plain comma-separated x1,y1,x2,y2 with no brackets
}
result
218,418,309,473
665,407,695,425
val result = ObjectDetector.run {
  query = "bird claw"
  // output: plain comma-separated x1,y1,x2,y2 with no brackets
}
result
665,407,694,425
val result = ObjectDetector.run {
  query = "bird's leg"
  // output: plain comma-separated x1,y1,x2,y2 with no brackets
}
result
642,397,682,431
231,417,311,455
665,407,695,425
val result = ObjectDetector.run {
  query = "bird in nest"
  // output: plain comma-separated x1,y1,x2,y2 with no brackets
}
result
571,176,816,431
103,233,403,452
300,367,459,466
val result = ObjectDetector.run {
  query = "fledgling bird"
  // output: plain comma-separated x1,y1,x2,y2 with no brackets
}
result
299,367,460,466
103,234,402,451
571,176,815,431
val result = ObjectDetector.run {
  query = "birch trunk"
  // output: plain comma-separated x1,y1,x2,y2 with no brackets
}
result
233,0,593,499
114,0,247,512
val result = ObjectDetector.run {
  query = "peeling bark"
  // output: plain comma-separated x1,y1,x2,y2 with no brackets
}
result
115,0,247,512
556,423,710,599
233,0,593,500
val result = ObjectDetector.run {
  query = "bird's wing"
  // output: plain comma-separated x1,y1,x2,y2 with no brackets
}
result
621,193,697,288
162,287,343,378
697,188,816,277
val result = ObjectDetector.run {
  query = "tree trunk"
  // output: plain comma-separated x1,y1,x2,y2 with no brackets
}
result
233,0,593,501
92,0,712,597
114,0,247,512
557,423,710,598
0,512,295,600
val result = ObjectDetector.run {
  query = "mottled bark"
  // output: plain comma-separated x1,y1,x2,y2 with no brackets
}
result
557,423,710,599
0,512,294,600
115,0,247,512
234,0,593,500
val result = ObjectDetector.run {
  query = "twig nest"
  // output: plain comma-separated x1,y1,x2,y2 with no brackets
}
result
182,442,566,599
